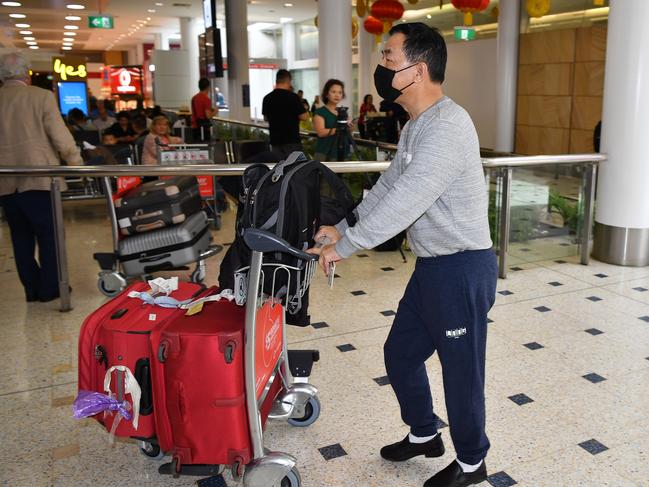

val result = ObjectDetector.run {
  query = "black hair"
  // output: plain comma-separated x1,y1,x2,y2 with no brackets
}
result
132,114,148,131
321,78,345,104
389,22,447,83
276,69,291,84
198,77,210,91
116,110,130,120
67,108,85,122
363,94,373,104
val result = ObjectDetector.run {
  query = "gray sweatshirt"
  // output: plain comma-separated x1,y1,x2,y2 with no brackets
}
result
334,96,492,259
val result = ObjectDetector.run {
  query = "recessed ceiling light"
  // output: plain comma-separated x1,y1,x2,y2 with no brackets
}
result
62,46,72,50
147,9,155,13
63,42,73,45
283,2,293,6
66,4,85,9
15,23,29,27
427,14,432,19
65,15,81,21
9,13,26,18
25,41,36,45
23,36,35,40
63,37,74,41
64,31,77,35
146,17,151,20
64,25,79,29
2,2,23,6
155,2,163,5
29,45,38,49
19,30,32,34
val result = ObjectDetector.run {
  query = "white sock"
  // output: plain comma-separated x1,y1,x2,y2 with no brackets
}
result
408,432,438,444
456,458,483,473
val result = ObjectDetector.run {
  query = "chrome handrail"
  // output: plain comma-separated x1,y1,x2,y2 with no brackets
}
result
0,152,604,310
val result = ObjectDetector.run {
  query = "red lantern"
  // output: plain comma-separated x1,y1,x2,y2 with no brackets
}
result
364,15,384,35
370,0,405,24
451,0,490,26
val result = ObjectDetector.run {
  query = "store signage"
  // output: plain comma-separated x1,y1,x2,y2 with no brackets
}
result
454,26,475,41
110,66,143,95
89,15,114,29
52,57,87,81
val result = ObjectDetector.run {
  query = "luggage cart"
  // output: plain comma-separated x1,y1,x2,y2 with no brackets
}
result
157,142,226,230
93,177,222,297
231,228,321,487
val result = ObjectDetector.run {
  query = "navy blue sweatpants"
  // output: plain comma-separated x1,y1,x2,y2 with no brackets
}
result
0,190,59,300
384,249,497,465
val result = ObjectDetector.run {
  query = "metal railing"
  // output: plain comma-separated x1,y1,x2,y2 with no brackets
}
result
0,153,605,311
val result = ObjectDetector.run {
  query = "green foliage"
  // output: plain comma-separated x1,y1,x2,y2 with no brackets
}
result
549,189,580,233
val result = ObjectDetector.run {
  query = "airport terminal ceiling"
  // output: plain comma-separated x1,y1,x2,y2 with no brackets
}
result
0,0,608,52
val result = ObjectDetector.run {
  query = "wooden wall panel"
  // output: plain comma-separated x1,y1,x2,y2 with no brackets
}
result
570,129,595,153
573,62,604,96
519,29,576,64
516,126,570,155
571,96,602,130
518,63,573,96
103,51,125,66
575,25,607,62
517,95,572,128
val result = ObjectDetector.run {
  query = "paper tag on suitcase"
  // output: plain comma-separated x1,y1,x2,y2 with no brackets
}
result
185,301,204,316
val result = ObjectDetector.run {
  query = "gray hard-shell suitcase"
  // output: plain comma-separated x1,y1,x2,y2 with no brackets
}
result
118,211,211,276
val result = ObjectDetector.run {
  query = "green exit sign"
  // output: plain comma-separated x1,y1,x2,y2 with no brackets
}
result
89,15,114,29
454,26,475,41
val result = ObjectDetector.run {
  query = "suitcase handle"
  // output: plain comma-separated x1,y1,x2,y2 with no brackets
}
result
134,221,165,232
157,341,169,363
140,253,171,263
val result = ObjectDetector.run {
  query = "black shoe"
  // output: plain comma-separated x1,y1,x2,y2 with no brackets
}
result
380,433,445,462
424,460,487,487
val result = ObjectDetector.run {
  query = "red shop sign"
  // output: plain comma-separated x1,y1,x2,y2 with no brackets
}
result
110,66,143,95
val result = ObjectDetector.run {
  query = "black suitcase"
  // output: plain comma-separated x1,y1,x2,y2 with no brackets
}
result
114,176,202,235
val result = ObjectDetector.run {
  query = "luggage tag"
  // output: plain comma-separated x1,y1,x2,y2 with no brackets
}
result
234,271,248,305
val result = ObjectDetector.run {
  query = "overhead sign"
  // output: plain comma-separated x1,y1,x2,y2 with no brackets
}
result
89,15,114,29
454,26,476,41
110,66,143,95
52,57,87,81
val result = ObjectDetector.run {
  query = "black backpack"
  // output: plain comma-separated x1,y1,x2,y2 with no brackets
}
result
219,152,355,326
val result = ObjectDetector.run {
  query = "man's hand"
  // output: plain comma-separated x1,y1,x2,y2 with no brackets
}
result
307,243,342,276
314,225,341,245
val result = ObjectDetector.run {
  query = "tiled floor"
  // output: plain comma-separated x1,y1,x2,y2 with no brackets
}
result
1,199,648,487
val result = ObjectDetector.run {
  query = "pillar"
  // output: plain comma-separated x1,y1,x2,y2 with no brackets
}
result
180,17,201,102
154,33,170,51
317,0,352,105
357,27,374,109
224,0,250,121
282,22,296,70
592,0,649,266
494,0,520,153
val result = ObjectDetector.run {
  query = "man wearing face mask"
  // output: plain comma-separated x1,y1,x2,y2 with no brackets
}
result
309,23,497,487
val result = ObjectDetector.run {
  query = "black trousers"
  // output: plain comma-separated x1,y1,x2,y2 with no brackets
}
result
0,190,59,300
384,249,497,464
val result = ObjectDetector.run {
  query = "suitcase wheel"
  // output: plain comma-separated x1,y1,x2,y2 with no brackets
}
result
231,459,244,481
280,467,302,487
287,395,321,428
139,442,164,461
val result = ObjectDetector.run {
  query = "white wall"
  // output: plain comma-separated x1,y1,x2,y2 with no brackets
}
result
151,49,192,109
444,38,498,149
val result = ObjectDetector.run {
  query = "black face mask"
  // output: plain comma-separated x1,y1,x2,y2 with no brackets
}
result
373,63,417,102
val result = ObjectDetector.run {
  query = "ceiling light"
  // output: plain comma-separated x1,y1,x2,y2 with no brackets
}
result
66,4,85,9
63,42,73,46
426,14,432,19
15,23,29,27
63,37,74,41
25,41,36,45
64,25,79,29
9,13,26,18
147,9,155,13
2,2,23,6
29,45,38,49
155,2,163,5
65,15,81,21
283,2,293,6
65,31,77,35
146,17,151,20
19,30,32,34
23,36,35,40
62,46,72,50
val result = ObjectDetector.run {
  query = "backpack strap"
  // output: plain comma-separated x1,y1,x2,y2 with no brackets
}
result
271,151,308,181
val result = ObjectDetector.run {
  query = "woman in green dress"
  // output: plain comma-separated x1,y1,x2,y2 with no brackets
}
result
313,79,351,161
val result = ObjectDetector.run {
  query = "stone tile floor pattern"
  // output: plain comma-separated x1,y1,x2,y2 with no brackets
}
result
1,200,649,486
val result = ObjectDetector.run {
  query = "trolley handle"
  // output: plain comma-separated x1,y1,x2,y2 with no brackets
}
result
243,228,318,262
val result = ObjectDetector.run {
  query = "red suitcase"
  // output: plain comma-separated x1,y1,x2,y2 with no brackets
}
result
77,281,209,441
150,291,283,474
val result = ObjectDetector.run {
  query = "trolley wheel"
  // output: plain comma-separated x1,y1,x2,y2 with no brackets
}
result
140,442,164,461
231,460,244,482
211,215,222,231
97,276,120,297
280,467,301,487
190,266,206,283
287,396,321,427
